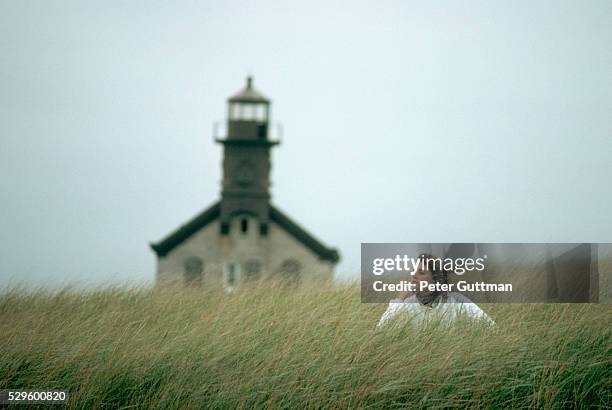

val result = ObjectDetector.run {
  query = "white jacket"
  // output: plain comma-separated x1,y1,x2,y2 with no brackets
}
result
377,292,495,328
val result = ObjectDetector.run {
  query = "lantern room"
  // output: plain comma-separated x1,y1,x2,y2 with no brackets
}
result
227,76,270,140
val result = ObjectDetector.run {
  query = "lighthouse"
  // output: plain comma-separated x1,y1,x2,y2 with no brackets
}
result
151,77,339,288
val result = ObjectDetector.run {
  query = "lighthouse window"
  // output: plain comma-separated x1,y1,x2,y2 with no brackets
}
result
241,218,248,233
242,104,255,120
230,103,240,120
230,102,267,121
255,104,267,121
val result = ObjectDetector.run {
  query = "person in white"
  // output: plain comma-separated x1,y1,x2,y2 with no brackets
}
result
377,253,495,328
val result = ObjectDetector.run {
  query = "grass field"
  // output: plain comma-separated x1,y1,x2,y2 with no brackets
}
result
0,283,610,409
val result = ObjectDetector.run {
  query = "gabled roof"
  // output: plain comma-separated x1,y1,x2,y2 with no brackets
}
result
150,201,220,257
150,202,340,263
269,205,339,263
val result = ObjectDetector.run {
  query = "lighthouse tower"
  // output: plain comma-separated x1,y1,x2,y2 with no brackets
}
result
216,76,279,236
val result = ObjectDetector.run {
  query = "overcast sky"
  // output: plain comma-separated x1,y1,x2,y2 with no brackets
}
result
1,1,611,288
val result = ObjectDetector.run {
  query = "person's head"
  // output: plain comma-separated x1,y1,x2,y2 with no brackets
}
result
410,256,433,286
411,253,449,306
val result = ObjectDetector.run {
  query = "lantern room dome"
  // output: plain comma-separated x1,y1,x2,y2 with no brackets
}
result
228,76,269,103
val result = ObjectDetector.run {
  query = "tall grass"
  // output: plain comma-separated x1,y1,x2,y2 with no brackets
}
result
0,282,610,409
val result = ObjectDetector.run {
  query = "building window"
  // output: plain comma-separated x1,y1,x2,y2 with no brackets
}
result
244,259,262,281
241,218,249,234
224,261,240,292
277,259,302,284
184,257,203,286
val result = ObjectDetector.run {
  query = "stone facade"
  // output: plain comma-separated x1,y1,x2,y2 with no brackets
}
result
156,213,335,288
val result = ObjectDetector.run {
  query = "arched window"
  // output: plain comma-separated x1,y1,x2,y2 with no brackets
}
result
184,257,203,286
277,259,302,284
244,259,262,281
